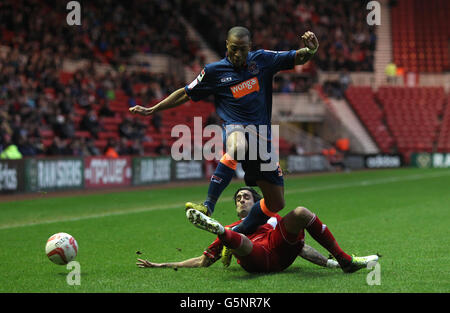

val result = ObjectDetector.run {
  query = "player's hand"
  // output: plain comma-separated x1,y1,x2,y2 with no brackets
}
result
136,258,164,268
129,105,156,116
301,31,319,53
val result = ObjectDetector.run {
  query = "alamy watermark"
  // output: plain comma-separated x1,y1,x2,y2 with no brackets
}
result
66,1,81,26
366,261,381,286
170,117,280,171
66,261,81,286
367,1,381,26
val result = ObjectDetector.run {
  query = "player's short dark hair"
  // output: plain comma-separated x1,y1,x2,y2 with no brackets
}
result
227,26,251,41
233,187,262,205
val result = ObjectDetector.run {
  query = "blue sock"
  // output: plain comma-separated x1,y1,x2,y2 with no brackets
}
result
203,162,235,215
232,200,270,235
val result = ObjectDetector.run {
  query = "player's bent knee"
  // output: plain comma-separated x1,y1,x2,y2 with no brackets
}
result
232,234,253,256
294,206,313,220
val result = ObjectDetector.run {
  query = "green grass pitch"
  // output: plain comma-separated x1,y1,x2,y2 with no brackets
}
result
0,168,449,293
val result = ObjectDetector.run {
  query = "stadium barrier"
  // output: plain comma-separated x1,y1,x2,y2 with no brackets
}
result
0,153,407,195
343,155,365,170
132,157,171,186
84,156,132,189
173,160,204,181
287,155,329,173
411,153,450,168
25,158,84,193
364,154,403,169
0,159,25,194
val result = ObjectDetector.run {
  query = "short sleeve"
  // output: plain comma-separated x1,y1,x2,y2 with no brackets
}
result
185,67,215,101
260,49,297,74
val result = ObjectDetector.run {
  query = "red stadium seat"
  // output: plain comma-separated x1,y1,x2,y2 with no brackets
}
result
347,86,449,158
391,0,450,73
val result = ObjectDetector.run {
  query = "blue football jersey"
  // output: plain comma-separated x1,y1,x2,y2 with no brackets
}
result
185,49,297,133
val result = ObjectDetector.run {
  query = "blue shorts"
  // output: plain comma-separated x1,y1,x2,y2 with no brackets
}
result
241,159,284,187
223,124,284,187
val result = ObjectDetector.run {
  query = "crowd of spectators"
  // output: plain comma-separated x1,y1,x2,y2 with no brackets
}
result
0,45,182,158
0,0,200,157
0,0,377,158
177,0,376,71
0,0,200,66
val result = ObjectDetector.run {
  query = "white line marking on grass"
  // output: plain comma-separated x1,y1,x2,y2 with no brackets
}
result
287,170,450,194
1,170,449,230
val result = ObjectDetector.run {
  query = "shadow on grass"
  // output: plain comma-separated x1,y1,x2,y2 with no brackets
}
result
57,272,89,277
222,265,343,281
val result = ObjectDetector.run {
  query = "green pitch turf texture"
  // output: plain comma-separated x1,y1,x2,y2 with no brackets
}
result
0,168,449,293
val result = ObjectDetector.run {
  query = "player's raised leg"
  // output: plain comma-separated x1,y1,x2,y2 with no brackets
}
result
283,206,379,273
186,209,252,256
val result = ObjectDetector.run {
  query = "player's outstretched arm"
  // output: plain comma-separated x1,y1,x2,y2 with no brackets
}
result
298,244,340,268
295,31,319,65
136,255,216,269
129,87,189,116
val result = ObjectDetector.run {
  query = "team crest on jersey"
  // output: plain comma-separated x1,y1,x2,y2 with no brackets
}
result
248,61,259,75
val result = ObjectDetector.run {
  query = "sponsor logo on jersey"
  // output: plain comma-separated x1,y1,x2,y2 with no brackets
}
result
230,77,260,99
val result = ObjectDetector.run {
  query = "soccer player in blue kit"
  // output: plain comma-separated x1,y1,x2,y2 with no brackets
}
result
130,26,319,235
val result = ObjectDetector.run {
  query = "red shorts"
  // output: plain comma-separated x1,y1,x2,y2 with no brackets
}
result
237,219,305,273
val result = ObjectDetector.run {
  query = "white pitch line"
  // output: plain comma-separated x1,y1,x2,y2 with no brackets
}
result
284,170,450,194
0,170,449,230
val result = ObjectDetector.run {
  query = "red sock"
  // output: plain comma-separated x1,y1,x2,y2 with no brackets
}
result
219,229,243,249
306,215,352,265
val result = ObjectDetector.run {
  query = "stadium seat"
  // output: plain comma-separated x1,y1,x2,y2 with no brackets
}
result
391,0,449,72
345,86,394,154
347,86,449,159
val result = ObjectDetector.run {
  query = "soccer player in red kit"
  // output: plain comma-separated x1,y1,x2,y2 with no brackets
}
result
137,187,378,273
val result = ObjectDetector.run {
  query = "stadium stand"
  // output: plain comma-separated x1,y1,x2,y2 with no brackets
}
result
0,0,200,65
378,86,444,156
0,0,302,158
346,85,449,162
435,93,450,153
178,0,377,71
391,0,449,72
6,0,448,163
345,86,395,154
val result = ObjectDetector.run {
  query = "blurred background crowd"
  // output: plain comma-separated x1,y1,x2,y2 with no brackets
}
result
0,0,379,158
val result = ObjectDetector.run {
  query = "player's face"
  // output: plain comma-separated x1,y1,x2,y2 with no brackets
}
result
226,35,251,69
235,190,255,218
